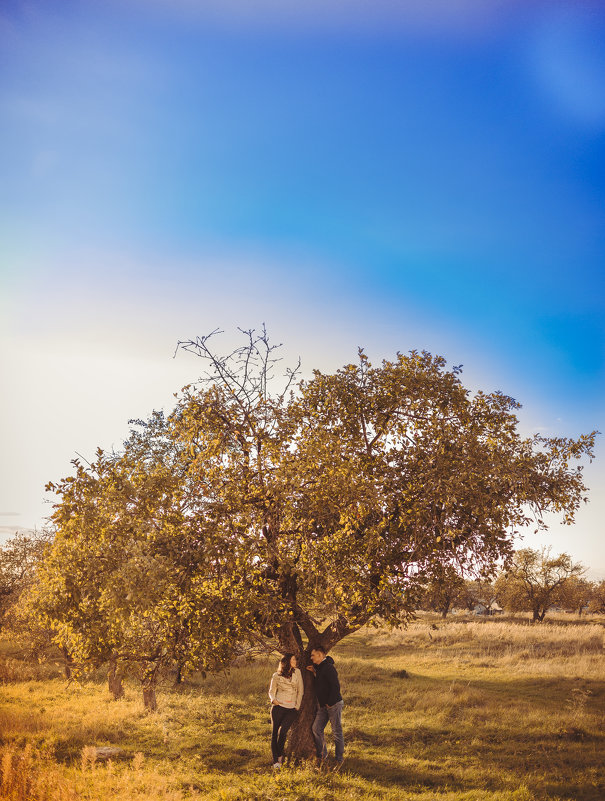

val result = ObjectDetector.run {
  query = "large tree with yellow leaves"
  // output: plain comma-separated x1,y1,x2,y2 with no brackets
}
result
34,328,595,752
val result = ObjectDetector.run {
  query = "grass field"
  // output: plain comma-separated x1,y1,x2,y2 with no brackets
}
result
0,615,603,801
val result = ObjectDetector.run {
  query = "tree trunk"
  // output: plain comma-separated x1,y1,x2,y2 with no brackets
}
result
61,646,73,679
441,600,451,619
142,665,158,711
286,650,317,761
108,656,125,700
142,684,157,711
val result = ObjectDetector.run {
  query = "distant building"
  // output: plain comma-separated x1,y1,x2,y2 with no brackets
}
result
473,601,504,616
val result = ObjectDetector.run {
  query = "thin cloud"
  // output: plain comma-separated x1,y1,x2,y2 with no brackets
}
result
0,525,32,535
120,0,536,40
529,6,605,129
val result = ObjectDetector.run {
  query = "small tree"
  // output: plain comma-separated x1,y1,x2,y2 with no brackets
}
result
460,579,483,612
0,530,49,631
0,531,65,671
558,577,594,616
419,563,467,618
495,547,585,622
459,578,499,614
588,580,605,614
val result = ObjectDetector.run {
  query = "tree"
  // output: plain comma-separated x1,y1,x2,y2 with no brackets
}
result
0,530,49,630
419,563,467,618
0,530,73,675
495,547,586,622
33,414,262,708
170,330,595,754
459,578,500,614
588,580,605,614
37,329,596,754
558,576,594,616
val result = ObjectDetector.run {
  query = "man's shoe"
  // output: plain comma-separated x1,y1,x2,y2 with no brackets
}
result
332,760,344,773
314,757,327,772
272,762,281,770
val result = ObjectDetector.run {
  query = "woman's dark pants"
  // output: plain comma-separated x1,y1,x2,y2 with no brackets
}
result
271,705,297,763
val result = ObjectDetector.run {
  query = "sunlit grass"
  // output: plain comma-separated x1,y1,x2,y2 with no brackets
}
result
1,615,603,800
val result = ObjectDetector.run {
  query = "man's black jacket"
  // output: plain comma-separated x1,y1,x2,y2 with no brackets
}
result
314,656,342,707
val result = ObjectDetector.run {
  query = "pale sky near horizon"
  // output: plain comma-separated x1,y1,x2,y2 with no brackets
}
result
1,1,604,577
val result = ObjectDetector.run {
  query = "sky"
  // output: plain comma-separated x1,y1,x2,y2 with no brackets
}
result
1,0,604,577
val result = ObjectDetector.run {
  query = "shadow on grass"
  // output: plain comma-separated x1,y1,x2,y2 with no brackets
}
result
186,662,605,801
346,721,605,801
341,753,471,791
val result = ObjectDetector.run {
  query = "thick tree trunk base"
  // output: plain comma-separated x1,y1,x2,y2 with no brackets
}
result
61,646,73,680
286,659,317,760
108,659,125,700
142,686,157,711
142,664,159,711
287,705,317,760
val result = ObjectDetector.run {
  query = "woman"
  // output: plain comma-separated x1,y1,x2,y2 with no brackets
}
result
268,653,303,769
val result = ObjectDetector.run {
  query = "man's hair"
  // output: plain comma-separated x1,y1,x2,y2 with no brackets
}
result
311,645,326,654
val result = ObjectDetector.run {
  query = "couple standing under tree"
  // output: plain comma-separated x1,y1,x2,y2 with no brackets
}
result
268,645,344,770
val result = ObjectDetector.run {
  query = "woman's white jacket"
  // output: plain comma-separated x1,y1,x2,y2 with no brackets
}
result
268,668,303,710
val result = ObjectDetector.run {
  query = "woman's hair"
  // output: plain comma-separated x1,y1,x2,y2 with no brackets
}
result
278,653,295,680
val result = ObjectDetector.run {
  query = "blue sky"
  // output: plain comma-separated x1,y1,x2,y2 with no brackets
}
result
1,0,604,574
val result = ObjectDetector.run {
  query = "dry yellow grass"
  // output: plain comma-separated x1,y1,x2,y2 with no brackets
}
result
371,614,604,678
1,615,603,801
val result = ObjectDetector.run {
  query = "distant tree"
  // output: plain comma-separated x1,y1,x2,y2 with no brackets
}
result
495,548,585,622
0,530,69,674
588,580,605,614
420,563,467,618
0,530,49,631
459,579,484,612
558,576,594,616
460,578,501,615
35,329,596,756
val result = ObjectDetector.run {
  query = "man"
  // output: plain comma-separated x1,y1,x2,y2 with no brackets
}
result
306,645,344,770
